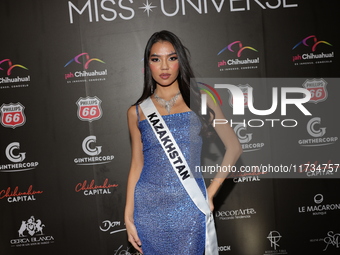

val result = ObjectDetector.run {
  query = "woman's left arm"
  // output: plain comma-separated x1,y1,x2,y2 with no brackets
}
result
205,96,243,210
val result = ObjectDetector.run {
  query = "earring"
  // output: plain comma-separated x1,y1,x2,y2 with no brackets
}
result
151,85,154,94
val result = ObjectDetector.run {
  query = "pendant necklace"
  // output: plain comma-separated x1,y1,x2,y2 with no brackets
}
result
154,91,181,114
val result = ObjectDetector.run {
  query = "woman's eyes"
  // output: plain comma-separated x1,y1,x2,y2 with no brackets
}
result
169,56,178,61
149,56,178,62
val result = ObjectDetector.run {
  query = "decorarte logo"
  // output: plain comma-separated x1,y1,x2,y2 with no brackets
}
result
0,59,30,89
292,35,334,65
64,52,107,83
217,41,259,72
0,103,26,129
10,216,54,247
0,142,39,173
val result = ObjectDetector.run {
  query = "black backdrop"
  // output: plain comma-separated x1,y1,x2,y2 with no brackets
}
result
1,1,339,254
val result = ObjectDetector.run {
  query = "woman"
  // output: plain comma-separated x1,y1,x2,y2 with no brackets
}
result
125,30,242,254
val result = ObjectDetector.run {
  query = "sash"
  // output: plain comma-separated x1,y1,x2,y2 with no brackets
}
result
140,97,218,255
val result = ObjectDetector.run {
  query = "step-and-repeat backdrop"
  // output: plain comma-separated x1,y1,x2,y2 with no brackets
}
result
1,1,339,254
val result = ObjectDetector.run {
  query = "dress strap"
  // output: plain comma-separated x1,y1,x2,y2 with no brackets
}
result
135,104,140,122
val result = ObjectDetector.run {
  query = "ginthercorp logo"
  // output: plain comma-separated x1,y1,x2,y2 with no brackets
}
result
0,103,26,128
217,41,259,72
234,124,264,152
75,178,118,195
0,185,43,203
0,142,39,172
76,96,103,122
298,117,338,147
298,193,340,216
302,78,328,104
0,59,30,89
74,135,114,165
64,52,107,83
10,216,54,247
292,35,334,65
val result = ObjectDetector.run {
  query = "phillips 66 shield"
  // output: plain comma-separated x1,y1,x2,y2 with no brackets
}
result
76,96,103,122
0,103,26,128
302,78,328,104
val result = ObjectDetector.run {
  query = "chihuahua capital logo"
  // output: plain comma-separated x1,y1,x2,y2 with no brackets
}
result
0,59,28,76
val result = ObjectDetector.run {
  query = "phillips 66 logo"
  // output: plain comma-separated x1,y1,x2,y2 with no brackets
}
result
76,96,102,122
302,78,328,104
0,103,26,128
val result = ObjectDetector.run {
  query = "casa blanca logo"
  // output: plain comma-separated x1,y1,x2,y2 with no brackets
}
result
67,0,298,24
74,135,114,165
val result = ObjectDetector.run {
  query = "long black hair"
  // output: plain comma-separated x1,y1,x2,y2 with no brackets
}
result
135,30,214,136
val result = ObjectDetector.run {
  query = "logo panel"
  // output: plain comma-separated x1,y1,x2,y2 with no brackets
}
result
0,103,26,128
76,96,103,122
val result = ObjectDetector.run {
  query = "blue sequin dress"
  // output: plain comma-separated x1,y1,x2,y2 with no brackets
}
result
134,107,206,255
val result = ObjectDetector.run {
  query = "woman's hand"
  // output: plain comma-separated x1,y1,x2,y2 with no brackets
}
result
125,218,143,254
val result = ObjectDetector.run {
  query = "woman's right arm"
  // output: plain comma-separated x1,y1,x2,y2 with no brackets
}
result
125,105,144,254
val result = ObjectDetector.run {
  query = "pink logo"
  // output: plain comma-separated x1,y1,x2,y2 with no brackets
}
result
218,41,258,57
0,59,28,76
64,53,105,69
292,35,332,52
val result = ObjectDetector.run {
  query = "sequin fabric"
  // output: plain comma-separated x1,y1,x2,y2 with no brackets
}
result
134,109,206,255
